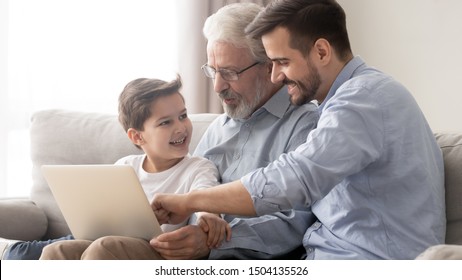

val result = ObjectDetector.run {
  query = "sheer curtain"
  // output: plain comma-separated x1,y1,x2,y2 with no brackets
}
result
176,0,272,114
2,0,180,197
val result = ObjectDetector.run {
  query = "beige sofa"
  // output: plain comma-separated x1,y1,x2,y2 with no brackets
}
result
0,109,219,258
1,109,461,259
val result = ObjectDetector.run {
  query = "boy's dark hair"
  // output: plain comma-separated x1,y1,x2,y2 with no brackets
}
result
118,75,183,132
245,0,352,61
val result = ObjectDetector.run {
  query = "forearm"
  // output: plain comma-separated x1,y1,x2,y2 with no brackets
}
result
188,180,256,216
195,212,220,219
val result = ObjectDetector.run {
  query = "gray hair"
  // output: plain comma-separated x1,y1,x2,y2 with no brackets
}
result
203,3,268,63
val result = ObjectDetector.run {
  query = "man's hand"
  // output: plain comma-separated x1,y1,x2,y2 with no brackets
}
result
152,193,192,225
149,225,210,260
196,212,232,248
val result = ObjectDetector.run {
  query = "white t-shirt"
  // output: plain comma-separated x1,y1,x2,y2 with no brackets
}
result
115,154,219,232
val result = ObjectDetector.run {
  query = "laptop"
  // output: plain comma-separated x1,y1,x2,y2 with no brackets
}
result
41,164,163,241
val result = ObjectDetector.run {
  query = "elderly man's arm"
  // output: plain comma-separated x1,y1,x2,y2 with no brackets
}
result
209,209,314,259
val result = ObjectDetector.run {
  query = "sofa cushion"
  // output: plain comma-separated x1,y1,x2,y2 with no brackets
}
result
435,133,462,245
0,199,47,241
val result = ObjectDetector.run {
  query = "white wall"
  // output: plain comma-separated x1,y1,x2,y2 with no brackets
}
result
0,0,8,196
338,0,462,133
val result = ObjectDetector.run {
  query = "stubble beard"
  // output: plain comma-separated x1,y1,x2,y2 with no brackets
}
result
289,62,321,106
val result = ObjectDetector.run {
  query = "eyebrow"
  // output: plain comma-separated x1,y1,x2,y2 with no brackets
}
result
216,65,240,71
209,62,246,71
270,57,289,62
156,108,187,123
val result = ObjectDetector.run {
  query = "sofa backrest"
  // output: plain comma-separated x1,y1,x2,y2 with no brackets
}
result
435,133,462,245
29,109,219,238
28,110,462,244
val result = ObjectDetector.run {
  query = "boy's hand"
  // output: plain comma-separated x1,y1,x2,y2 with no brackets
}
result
196,212,231,248
152,193,191,225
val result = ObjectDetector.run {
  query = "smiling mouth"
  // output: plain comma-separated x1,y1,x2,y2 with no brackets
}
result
287,83,298,93
283,79,297,91
223,98,236,105
169,137,186,145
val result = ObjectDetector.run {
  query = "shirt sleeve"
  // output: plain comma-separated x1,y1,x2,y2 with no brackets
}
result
242,85,385,215
209,209,316,259
188,158,220,190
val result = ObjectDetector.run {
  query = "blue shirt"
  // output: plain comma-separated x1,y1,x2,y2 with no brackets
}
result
194,86,319,259
242,57,446,259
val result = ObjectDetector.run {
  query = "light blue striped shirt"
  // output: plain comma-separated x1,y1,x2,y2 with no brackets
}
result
194,86,319,259
242,56,445,259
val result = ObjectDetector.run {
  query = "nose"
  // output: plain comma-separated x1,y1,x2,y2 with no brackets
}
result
173,119,187,133
271,63,285,84
213,73,230,94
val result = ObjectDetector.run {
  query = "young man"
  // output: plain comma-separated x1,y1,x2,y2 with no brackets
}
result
153,0,445,260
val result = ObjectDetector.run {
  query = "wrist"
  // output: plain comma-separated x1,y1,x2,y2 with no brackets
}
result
186,190,202,213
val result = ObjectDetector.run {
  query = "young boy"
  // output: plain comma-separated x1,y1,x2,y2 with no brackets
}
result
5,75,231,260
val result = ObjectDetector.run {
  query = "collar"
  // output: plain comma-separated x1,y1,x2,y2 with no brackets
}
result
319,56,366,112
222,86,290,125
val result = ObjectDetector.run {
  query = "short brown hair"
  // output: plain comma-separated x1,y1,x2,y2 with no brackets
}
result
245,0,352,61
118,75,183,132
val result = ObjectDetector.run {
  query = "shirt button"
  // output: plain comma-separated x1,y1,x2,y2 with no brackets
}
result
234,153,240,160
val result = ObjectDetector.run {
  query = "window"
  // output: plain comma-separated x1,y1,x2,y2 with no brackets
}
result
1,0,179,197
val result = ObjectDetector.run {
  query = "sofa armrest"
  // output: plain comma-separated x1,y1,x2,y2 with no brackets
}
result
416,244,462,260
0,198,48,241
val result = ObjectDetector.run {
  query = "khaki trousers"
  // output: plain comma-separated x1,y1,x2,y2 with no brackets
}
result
40,236,164,260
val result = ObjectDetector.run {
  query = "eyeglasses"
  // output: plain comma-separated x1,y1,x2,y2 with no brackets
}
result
201,62,261,81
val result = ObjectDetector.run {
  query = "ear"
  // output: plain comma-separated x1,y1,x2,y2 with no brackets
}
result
313,38,332,66
263,61,274,83
266,61,273,75
127,128,144,146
